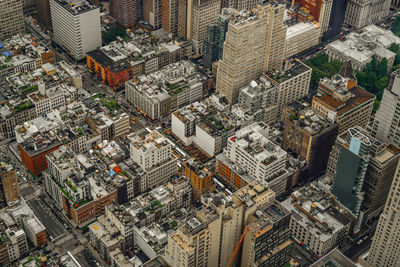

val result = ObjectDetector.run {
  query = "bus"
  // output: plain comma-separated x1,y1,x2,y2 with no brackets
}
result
175,147,187,158
145,127,152,133
214,178,225,189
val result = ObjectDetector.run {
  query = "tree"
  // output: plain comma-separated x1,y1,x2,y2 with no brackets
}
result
391,16,400,37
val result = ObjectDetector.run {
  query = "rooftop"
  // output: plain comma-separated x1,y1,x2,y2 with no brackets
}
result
266,60,311,84
286,101,336,135
53,0,98,15
234,181,275,208
286,22,320,40
327,25,400,65
281,182,352,242
313,86,375,118
230,122,287,166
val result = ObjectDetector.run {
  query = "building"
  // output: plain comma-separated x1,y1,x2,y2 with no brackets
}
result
50,0,102,60
110,0,140,28
215,9,268,104
0,162,20,209
35,0,52,29
216,122,289,195
130,130,178,192
178,0,223,54
281,182,352,257
164,181,276,267
234,76,278,125
0,0,25,40
0,99,36,139
183,158,215,200
202,8,235,69
0,34,56,78
282,101,339,181
18,125,63,177
310,248,357,267
44,146,124,226
162,0,179,35
312,62,375,133
241,200,292,267
368,160,400,266
86,45,133,92
143,0,162,29
322,0,346,40
126,61,205,121
326,25,400,71
259,0,286,72
171,95,237,157
296,0,333,35
285,22,321,58
89,204,134,262
371,69,400,147
0,227,28,264
345,0,390,29
328,127,400,232
22,216,46,247
265,60,312,119
27,82,65,117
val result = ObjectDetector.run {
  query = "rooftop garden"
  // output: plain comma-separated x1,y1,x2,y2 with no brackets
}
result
15,101,34,112
76,127,84,137
101,97,119,111
273,74,289,83
66,180,77,192
208,116,223,129
103,24,128,45
60,187,73,202
165,81,180,90
20,84,38,94
74,198,91,208
91,93,103,100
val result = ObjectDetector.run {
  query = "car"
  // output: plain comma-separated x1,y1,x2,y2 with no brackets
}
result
357,239,363,245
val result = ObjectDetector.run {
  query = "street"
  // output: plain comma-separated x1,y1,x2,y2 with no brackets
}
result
27,198,66,239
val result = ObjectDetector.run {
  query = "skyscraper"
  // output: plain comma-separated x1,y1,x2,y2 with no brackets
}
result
216,10,268,104
162,0,179,35
0,0,25,40
371,69,400,147
202,8,235,69
110,0,141,28
35,0,52,29
259,0,286,72
50,0,102,60
216,1,286,104
0,162,20,208
328,127,400,232
368,160,400,267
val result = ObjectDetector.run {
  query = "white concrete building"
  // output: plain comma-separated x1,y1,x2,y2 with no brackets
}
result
28,82,65,117
265,61,312,120
222,122,289,195
371,69,400,147
129,130,178,191
285,22,321,58
345,0,390,29
281,182,351,257
326,25,400,71
50,0,101,60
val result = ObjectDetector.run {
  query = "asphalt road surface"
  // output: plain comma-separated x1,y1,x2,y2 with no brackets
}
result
20,185,36,198
27,198,65,239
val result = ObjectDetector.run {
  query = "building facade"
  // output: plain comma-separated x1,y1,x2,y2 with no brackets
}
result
0,0,25,40
110,0,141,28
50,0,102,60
345,0,390,28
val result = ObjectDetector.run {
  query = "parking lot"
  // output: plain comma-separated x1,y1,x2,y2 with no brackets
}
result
27,198,66,239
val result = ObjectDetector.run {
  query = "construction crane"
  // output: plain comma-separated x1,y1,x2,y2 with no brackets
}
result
226,226,249,267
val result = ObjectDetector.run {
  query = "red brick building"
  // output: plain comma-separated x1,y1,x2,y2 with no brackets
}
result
87,49,133,91
19,139,62,177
